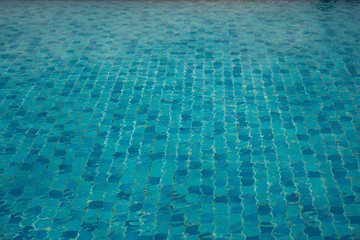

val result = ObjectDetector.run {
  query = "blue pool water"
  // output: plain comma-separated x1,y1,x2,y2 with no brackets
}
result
0,0,360,239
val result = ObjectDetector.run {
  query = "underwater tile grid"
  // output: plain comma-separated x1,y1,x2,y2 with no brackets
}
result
0,0,360,239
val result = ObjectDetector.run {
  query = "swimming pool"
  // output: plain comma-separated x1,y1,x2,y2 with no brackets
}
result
0,0,359,239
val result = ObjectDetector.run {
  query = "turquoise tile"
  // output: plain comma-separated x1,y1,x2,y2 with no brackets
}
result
0,0,360,239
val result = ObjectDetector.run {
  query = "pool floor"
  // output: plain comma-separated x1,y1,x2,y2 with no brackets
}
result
0,0,360,239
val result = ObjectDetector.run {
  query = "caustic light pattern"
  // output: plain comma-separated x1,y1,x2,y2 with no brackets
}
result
0,0,360,239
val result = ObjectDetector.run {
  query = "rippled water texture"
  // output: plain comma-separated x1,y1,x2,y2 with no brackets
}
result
0,0,360,239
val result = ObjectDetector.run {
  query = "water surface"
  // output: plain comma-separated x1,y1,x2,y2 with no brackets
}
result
0,0,360,239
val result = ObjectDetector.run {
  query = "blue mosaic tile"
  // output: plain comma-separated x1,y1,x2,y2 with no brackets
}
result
0,0,360,239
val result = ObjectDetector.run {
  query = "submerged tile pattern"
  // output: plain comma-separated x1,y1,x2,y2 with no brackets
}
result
0,0,360,239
